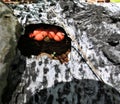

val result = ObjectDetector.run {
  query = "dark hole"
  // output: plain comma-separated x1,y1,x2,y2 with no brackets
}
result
108,40,119,46
4,15,11,19
107,39,119,46
17,23,71,62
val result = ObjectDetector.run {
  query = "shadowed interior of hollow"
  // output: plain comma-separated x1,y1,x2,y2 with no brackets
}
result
17,23,71,59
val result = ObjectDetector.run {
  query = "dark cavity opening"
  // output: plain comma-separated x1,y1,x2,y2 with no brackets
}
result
17,23,71,63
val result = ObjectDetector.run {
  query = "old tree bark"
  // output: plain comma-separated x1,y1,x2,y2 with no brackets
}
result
1,1,120,104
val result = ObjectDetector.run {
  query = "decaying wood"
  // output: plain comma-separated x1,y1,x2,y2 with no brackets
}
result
51,9,105,83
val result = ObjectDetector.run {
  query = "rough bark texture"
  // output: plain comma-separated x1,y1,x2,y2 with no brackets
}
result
2,1,120,104
0,1,23,104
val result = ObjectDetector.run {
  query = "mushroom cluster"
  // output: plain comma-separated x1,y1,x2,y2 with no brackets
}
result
29,27,65,42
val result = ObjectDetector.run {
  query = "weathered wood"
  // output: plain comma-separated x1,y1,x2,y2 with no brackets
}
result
2,1,120,104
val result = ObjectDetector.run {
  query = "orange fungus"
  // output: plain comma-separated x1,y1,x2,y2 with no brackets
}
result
33,29,42,35
34,33,44,41
29,27,65,42
41,31,48,37
29,33,34,38
54,32,65,41
48,31,56,39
